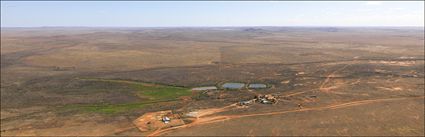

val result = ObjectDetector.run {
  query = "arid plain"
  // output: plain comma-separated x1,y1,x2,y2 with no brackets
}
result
1,27,424,136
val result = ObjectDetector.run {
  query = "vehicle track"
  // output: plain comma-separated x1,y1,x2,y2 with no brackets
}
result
319,64,351,92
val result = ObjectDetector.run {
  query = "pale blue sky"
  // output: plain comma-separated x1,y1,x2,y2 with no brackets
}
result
1,1,424,27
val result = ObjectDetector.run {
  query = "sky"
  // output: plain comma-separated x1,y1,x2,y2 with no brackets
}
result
1,1,424,27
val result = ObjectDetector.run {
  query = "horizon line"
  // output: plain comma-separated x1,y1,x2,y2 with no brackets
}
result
2,25,424,28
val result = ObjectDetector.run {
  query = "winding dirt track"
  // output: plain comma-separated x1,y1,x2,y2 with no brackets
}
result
148,96,424,136
319,64,351,92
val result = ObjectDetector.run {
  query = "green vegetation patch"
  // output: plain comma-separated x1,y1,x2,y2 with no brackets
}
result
61,78,192,114
63,103,147,114
79,78,192,101
132,83,191,101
